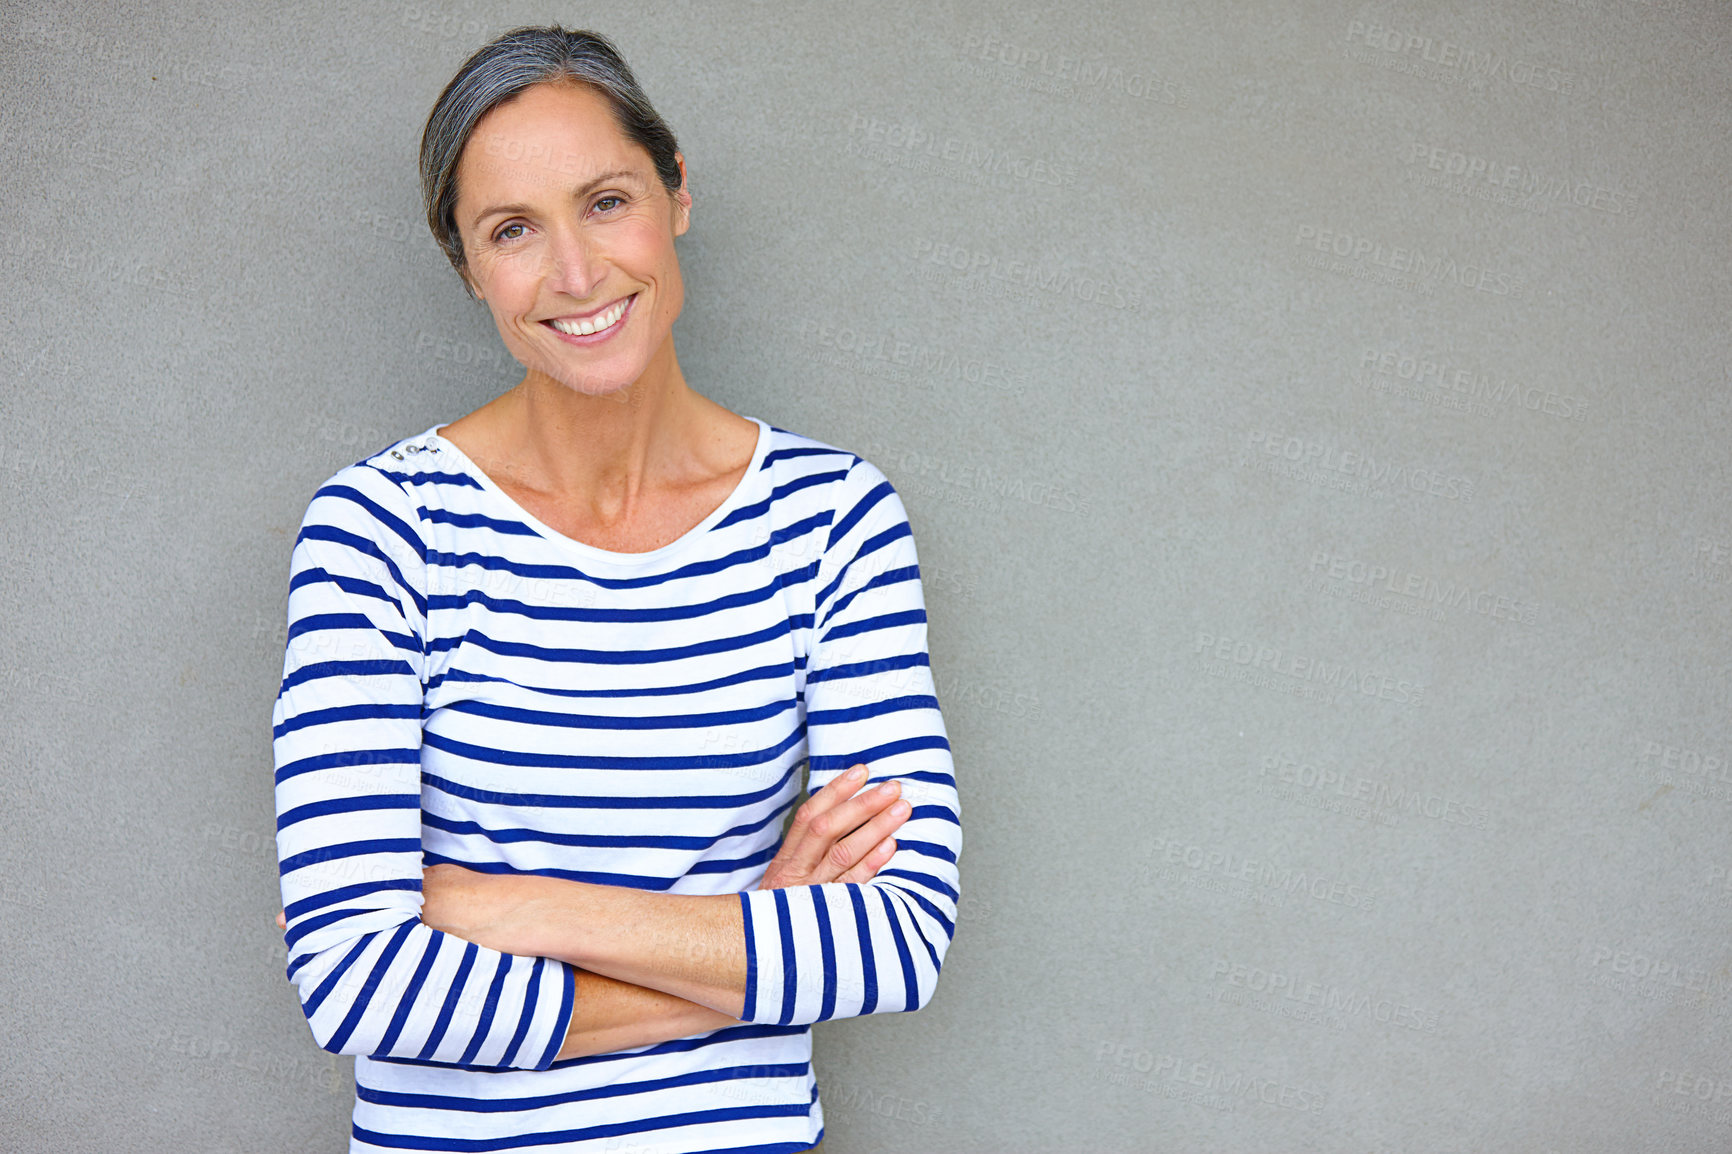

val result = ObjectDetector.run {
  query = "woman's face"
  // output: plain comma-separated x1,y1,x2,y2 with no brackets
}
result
452,81,690,397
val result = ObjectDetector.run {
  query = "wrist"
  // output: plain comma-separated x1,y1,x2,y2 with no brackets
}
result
511,874,589,964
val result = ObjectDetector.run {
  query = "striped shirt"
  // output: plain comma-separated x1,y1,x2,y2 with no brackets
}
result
272,415,962,1153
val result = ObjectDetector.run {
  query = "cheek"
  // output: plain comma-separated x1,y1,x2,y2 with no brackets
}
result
615,217,676,268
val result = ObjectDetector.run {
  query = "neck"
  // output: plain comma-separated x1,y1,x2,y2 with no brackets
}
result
481,334,736,515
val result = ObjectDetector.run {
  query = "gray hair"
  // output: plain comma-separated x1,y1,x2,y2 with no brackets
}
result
418,25,683,297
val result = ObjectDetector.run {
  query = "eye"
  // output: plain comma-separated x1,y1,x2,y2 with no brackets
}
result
492,221,527,243
594,194,626,214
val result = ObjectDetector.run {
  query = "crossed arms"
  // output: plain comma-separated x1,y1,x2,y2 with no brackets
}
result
271,456,961,1068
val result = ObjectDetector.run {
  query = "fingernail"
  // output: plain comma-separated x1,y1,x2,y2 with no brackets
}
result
849,765,867,781
877,781,899,796
892,801,910,817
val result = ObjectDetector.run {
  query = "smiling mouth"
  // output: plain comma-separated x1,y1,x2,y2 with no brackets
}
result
545,294,635,337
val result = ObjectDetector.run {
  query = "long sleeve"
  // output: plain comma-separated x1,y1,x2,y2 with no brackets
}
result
737,458,962,1025
272,460,575,1069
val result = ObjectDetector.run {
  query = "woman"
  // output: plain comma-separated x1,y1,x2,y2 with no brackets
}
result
271,24,961,1154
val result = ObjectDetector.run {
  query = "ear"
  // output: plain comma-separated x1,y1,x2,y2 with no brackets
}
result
671,152,692,236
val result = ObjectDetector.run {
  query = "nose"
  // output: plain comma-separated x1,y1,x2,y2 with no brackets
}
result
541,224,603,299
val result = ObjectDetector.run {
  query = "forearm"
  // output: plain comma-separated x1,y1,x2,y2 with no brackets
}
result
556,969,741,1061
517,879,748,1018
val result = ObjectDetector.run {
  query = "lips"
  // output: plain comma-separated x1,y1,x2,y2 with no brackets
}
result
544,293,635,337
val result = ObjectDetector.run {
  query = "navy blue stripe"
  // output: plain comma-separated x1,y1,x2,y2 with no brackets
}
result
327,920,415,1052
827,477,894,551
877,887,921,1013
418,940,477,1061
879,879,955,950
284,878,419,922
714,471,847,532
427,572,784,623
809,734,951,773
304,934,372,1019
375,933,441,1058
804,652,928,685
762,440,852,467
420,809,770,852
419,727,804,777
285,904,360,951
427,617,792,665
280,838,419,876
274,744,420,786
536,964,575,1070
371,468,483,489
273,701,421,739
499,956,545,1067
424,534,786,593
820,607,925,646
277,792,418,833
420,851,682,892
429,659,792,700
441,695,795,732
877,867,960,903
805,694,938,726
847,883,877,1014
287,612,418,653
820,564,919,628
457,949,505,1060
352,1103,816,1151
893,837,957,863
739,891,758,1021
814,889,837,1023
279,658,416,694
359,1061,811,1111
681,845,777,874
288,567,398,606
296,524,426,620
817,522,912,609
540,1022,809,1068
423,508,539,535
321,478,427,563
773,888,798,1025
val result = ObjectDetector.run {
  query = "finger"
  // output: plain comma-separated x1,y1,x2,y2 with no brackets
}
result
810,778,903,848
819,794,911,883
795,764,870,823
779,765,874,876
783,775,900,881
275,910,287,930
837,835,899,885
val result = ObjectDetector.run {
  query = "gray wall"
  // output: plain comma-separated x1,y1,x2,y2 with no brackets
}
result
3,1,1728,1150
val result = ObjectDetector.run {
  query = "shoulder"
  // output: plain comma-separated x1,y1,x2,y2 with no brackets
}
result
755,426,917,575
296,430,447,555
758,422,900,506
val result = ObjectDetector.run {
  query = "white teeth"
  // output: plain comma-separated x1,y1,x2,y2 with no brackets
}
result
550,297,629,337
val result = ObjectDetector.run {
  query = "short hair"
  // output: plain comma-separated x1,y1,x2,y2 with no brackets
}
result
419,25,683,297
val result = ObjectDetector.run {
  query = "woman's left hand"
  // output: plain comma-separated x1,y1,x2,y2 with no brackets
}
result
419,862,546,955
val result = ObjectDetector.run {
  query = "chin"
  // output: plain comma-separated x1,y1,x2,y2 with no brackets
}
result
539,360,643,398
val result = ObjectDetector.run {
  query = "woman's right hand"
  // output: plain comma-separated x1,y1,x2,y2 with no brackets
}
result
755,763,910,890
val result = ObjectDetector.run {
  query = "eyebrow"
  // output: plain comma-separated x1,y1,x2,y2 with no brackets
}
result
469,168,648,229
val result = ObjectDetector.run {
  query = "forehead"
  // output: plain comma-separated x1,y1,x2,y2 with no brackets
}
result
457,82,651,198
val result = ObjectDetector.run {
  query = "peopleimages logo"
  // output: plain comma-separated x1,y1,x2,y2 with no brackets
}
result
1309,551,1538,625
912,238,1143,310
1194,630,1425,708
1294,225,1527,298
844,112,1077,186
1401,142,1633,215
1246,430,1475,500
1208,960,1442,1032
